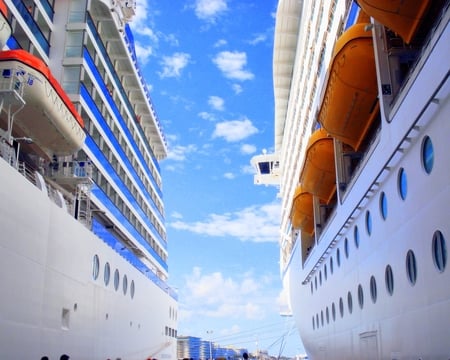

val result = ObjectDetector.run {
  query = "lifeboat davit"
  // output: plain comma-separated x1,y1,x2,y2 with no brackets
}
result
300,129,336,204
357,0,430,44
0,0,11,48
318,23,378,151
291,186,314,235
0,50,85,157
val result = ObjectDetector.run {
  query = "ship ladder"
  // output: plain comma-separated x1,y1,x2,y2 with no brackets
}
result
75,182,92,227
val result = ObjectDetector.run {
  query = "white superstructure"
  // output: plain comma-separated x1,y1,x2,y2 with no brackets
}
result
253,0,450,358
0,1,177,359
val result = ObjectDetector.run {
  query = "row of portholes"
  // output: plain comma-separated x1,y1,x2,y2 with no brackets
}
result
92,254,135,299
311,135,436,295
312,233,447,330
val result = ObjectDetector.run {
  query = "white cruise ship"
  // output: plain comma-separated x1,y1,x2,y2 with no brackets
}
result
252,0,450,358
0,1,177,359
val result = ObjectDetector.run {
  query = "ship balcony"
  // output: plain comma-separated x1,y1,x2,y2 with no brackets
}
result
46,160,93,188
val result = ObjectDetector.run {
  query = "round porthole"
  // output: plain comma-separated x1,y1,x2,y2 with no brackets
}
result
379,192,388,220
366,211,372,236
130,280,135,299
358,284,364,309
347,291,353,314
432,230,447,273
421,135,434,174
114,269,120,291
398,168,408,200
123,274,128,295
104,262,110,286
354,226,360,248
370,276,377,303
92,254,100,280
406,250,417,286
385,265,394,296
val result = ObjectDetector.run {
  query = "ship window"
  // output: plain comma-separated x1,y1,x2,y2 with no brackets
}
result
315,276,318,290
324,264,328,280
354,226,360,248
358,284,364,309
421,136,434,174
130,280,135,299
326,306,330,324
321,310,324,326
319,271,322,285
123,275,128,295
92,255,100,280
114,269,120,291
312,316,315,330
344,238,349,258
332,302,336,321
406,250,417,286
385,265,394,296
398,168,408,200
432,230,447,273
311,282,313,295
316,314,319,328
366,211,372,236
339,297,344,318
330,257,334,274
347,291,353,314
379,192,388,220
258,161,271,174
370,276,377,303
104,262,110,286
337,248,341,267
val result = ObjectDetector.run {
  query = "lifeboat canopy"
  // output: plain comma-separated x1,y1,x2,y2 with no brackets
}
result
357,0,431,44
291,186,314,235
0,50,85,158
300,129,336,204
318,23,378,151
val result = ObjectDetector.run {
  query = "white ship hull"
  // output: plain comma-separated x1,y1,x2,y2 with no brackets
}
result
285,4,450,359
0,158,176,360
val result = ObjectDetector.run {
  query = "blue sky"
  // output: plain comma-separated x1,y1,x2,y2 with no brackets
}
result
130,0,304,356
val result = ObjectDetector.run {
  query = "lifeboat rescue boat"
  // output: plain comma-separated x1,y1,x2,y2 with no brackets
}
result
0,49,85,158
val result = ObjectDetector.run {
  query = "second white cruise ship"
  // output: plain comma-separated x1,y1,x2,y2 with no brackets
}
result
253,0,450,358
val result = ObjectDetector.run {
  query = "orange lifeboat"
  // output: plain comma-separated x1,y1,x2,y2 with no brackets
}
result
0,0,11,48
300,129,336,204
357,0,430,44
291,186,314,235
318,23,378,151
0,50,85,158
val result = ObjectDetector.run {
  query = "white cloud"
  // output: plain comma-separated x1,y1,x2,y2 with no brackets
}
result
158,52,191,78
213,51,254,81
214,39,228,47
249,34,267,45
168,201,280,243
134,42,153,64
212,118,258,142
240,144,256,155
180,267,274,321
223,172,235,179
194,0,228,22
167,143,197,161
198,111,216,121
232,83,243,94
208,96,225,111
